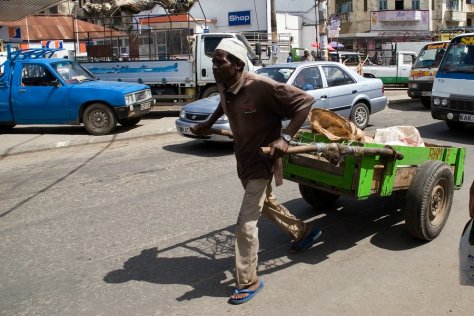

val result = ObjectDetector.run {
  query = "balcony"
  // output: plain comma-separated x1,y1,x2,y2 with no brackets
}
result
445,10,467,22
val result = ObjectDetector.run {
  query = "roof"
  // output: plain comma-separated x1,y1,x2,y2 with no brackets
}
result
0,16,126,40
0,0,65,22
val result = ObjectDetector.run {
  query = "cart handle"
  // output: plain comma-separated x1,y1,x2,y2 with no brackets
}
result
259,143,404,160
208,128,233,138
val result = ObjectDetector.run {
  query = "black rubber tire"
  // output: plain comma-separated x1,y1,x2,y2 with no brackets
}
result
82,103,117,135
446,121,466,130
200,85,219,99
421,98,431,109
119,117,141,127
299,184,340,210
0,124,16,132
350,102,369,130
404,160,454,241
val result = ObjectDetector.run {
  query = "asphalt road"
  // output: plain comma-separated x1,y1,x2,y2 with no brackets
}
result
0,97,473,315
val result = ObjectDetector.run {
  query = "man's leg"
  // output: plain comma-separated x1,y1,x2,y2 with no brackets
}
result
262,182,321,253
234,178,267,291
261,181,305,240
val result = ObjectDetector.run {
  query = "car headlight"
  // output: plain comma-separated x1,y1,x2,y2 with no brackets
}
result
180,108,186,119
433,97,440,106
441,99,448,107
409,83,417,89
125,93,136,105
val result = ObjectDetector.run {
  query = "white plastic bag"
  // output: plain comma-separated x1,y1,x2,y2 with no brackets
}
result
373,126,425,147
459,219,474,286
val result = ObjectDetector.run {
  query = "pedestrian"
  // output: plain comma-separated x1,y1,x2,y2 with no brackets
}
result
191,38,322,305
287,51,293,63
301,49,312,61
469,180,474,219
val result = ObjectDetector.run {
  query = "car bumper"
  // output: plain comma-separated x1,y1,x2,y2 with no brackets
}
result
175,119,233,142
370,95,388,114
115,100,152,120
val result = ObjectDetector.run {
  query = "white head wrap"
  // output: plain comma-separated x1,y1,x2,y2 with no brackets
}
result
215,38,248,66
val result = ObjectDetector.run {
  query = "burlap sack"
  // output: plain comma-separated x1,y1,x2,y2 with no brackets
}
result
308,108,372,143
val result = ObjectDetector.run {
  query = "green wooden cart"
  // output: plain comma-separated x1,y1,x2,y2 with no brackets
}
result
278,130,466,241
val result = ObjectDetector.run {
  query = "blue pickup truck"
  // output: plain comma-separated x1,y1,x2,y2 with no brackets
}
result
0,48,152,135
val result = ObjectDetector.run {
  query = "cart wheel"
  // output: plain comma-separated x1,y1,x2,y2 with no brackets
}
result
299,184,340,210
404,160,454,241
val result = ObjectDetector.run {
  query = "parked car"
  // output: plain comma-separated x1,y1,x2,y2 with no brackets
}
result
175,61,387,142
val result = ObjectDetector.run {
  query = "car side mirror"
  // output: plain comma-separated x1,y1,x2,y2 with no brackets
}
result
255,42,262,56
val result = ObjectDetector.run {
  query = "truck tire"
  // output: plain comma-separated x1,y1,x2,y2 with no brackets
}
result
119,117,142,127
350,102,369,130
404,160,454,241
201,86,219,99
421,98,431,109
82,103,117,135
299,184,340,210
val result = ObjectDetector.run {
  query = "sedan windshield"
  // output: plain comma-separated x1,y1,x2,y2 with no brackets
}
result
52,61,96,84
256,67,295,83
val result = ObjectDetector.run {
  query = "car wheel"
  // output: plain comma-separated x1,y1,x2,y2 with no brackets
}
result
350,102,369,130
119,117,142,127
83,103,117,135
201,86,219,98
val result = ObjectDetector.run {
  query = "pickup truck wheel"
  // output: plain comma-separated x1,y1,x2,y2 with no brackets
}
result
404,160,454,241
421,98,431,109
83,103,117,135
299,184,340,211
0,124,16,131
119,117,142,127
201,86,219,99
350,102,369,130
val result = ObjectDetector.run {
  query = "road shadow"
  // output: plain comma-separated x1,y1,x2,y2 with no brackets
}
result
142,111,179,120
0,124,140,136
162,140,234,158
103,194,425,301
388,101,427,112
417,121,474,146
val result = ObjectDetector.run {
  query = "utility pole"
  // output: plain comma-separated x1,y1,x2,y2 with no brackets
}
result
319,0,329,61
314,1,320,58
270,0,278,64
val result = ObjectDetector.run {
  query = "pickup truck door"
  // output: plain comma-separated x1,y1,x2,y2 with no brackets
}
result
195,35,233,85
0,73,14,121
290,65,328,110
11,63,71,123
320,65,356,118
397,53,415,84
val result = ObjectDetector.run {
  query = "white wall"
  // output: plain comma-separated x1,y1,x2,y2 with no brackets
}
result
140,0,269,33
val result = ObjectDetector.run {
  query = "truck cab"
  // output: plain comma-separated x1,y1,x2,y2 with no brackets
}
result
0,48,152,135
408,41,450,108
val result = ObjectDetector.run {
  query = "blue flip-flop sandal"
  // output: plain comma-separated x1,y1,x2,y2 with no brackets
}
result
228,280,264,305
289,227,322,254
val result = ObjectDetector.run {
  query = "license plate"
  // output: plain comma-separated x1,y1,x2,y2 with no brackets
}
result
459,113,474,123
178,126,190,134
140,102,151,110
421,91,431,96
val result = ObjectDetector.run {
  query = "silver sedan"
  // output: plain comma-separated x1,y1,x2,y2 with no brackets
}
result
175,61,387,142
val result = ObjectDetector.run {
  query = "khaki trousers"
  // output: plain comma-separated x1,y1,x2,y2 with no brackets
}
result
235,178,306,289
